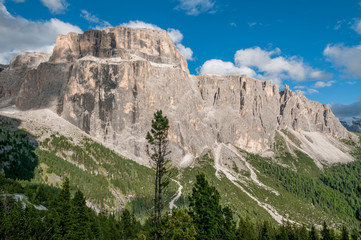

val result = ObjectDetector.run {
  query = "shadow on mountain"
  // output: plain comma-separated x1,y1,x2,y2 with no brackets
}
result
0,114,39,181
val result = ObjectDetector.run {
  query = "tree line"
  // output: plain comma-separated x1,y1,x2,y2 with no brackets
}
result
0,110,360,239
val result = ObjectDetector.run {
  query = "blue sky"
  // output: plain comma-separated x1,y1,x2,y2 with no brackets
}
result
1,0,361,118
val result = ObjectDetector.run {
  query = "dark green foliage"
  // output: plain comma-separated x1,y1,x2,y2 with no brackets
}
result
0,172,345,240
67,190,92,239
341,226,349,240
0,175,142,240
189,173,236,240
321,222,332,240
309,225,319,240
37,134,159,215
237,217,257,240
0,126,38,180
247,152,358,223
159,209,197,240
120,209,139,239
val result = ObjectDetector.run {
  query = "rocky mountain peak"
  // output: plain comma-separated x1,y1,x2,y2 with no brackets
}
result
0,26,355,167
49,26,189,73
9,52,51,70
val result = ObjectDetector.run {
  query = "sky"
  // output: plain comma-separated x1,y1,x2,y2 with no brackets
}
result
0,0,361,119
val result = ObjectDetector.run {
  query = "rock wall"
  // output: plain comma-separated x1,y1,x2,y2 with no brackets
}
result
0,26,352,166
0,52,50,108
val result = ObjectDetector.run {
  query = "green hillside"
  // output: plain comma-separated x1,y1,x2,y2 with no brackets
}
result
1,115,361,230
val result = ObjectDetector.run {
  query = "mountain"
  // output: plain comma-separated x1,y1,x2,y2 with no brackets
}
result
0,64,7,72
341,117,361,133
0,26,360,227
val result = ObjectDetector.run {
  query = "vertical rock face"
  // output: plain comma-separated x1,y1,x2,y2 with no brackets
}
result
1,26,352,166
0,52,51,108
50,27,189,74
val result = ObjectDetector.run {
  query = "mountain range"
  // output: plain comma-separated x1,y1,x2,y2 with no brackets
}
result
0,26,360,228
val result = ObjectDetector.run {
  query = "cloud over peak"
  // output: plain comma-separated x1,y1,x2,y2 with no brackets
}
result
199,47,329,85
175,0,215,16
40,0,68,14
80,10,112,30
0,2,82,64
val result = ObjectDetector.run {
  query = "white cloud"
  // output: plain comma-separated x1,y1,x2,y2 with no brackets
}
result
294,86,319,95
175,0,215,16
334,20,344,30
167,28,194,60
167,28,183,43
80,10,112,30
121,20,162,31
0,3,82,64
229,22,236,27
352,19,361,34
234,47,308,82
12,0,25,3
120,21,194,60
307,88,319,94
313,80,336,88
294,86,306,89
324,43,361,78
40,0,68,14
347,81,356,85
175,44,193,60
199,47,328,85
248,22,257,27
199,59,257,77
310,70,332,79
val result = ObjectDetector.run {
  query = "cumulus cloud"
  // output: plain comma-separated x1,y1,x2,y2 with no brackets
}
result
175,0,215,16
0,3,82,64
120,21,194,60
199,59,256,76
324,43,361,78
40,0,68,14
313,80,336,88
80,10,112,30
199,47,328,85
331,98,361,118
175,44,193,60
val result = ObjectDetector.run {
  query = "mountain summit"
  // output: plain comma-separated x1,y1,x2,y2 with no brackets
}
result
0,26,356,167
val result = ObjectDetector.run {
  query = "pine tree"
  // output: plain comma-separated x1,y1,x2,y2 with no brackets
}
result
146,110,172,240
237,217,257,240
54,177,72,238
160,209,196,240
120,209,138,239
321,222,332,240
277,225,289,240
188,173,226,239
222,206,237,239
341,226,349,240
309,225,319,240
67,189,91,240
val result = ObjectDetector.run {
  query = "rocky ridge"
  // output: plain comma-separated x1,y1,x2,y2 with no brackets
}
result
0,26,355,167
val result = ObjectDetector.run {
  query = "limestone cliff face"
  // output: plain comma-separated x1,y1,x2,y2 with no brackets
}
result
0,52,50,108
50,27,188,74
1,26,353,166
